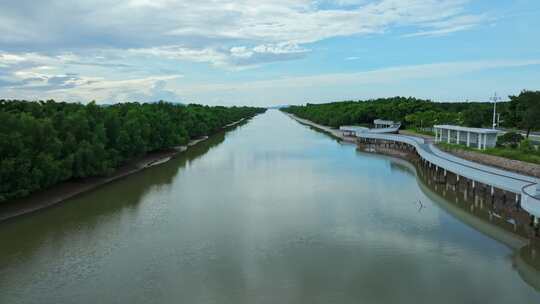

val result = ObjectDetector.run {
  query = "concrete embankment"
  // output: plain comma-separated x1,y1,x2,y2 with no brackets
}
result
286,113,415,160
397,130,540,178
438,145,540,178
285,113,353,141
286,112,540,218
288,112,540,178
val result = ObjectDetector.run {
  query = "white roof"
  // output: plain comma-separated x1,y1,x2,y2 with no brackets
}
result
374,119,396,125
434,125,499,134
340,126,368,132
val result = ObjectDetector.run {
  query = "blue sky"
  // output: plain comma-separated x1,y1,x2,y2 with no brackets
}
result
1,0,539,106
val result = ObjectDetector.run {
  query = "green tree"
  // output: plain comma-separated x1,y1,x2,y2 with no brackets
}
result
463,107,486,128
0,99,265,202
509,90,540,137
497,132,523,148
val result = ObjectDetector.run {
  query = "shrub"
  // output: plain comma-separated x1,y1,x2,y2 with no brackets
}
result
519,139,535,153
497,132,523,148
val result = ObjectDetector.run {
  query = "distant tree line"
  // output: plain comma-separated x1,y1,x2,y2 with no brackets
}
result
0,100,265,202
282,91,540,135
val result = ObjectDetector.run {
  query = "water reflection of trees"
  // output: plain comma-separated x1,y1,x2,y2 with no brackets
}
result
515,244,540,290
388,157,540,291
0,122,241,268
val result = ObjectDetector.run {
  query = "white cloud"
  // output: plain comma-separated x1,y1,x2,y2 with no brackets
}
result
0,49,182,102
2,1,484,49
182,59,540,90
0,0,503,104
404,14,488,37
0,1,487,72
0,52,53,67
129,42,309,68
0,51,135,90
2,74,183,103
3,58,539,105
171,59,540,105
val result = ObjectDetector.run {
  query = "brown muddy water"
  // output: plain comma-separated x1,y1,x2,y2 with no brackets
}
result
1,110,540,304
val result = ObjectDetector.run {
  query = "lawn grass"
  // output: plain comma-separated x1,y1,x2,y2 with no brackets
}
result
437,142,540,165
404,127,435,137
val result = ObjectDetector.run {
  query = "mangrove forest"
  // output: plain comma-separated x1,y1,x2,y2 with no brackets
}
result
0,100,265,202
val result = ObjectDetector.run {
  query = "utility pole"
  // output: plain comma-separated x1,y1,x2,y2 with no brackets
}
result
490,93,501,129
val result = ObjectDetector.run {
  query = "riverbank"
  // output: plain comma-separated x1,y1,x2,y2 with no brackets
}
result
286,113,416,160
399,129,435,140
5,109,540,304
400,129,540,178
287,113,540,179
437,144,540,178
290,111,536,241
285,113,354,142
0,117,249,222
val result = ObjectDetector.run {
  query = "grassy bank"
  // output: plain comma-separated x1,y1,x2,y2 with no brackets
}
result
437,142,540,165
403,127,435,137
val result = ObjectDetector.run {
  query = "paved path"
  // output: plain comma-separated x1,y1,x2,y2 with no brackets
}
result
286,113,540,218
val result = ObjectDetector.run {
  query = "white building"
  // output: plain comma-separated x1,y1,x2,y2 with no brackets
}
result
340,119,402,137
374,119,399,129
434,125,499,150
339,126,368,137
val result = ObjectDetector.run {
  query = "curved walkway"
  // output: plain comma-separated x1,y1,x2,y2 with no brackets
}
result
353,132,540,217
286,113,540,218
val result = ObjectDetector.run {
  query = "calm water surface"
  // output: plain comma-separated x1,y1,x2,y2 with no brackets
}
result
1,110,540,303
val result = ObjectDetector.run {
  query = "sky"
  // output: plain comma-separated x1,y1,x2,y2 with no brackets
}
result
0,0,539,107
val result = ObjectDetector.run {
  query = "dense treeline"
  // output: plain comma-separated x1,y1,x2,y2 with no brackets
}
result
0,100,265,202
282,91,540,135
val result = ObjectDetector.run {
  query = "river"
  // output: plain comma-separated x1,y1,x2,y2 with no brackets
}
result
1,110,540,303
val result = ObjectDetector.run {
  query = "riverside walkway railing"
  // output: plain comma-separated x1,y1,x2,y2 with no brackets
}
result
356,132,540,218
285,112,540,219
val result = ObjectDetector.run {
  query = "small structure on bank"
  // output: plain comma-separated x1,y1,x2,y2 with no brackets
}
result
434,125,499,150
374,119,400,129
339,126,368,137
340,119,401,137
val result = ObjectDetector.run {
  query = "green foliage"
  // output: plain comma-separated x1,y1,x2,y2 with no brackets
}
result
284,95,540,165
282,97,508,129
462,106,489,128
439,142,540,165
519,139,535,153
0,100,265,202
404,127,435,137
406,110,463,127
497,132,524,148
508,90,540,137
485,147,540,165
